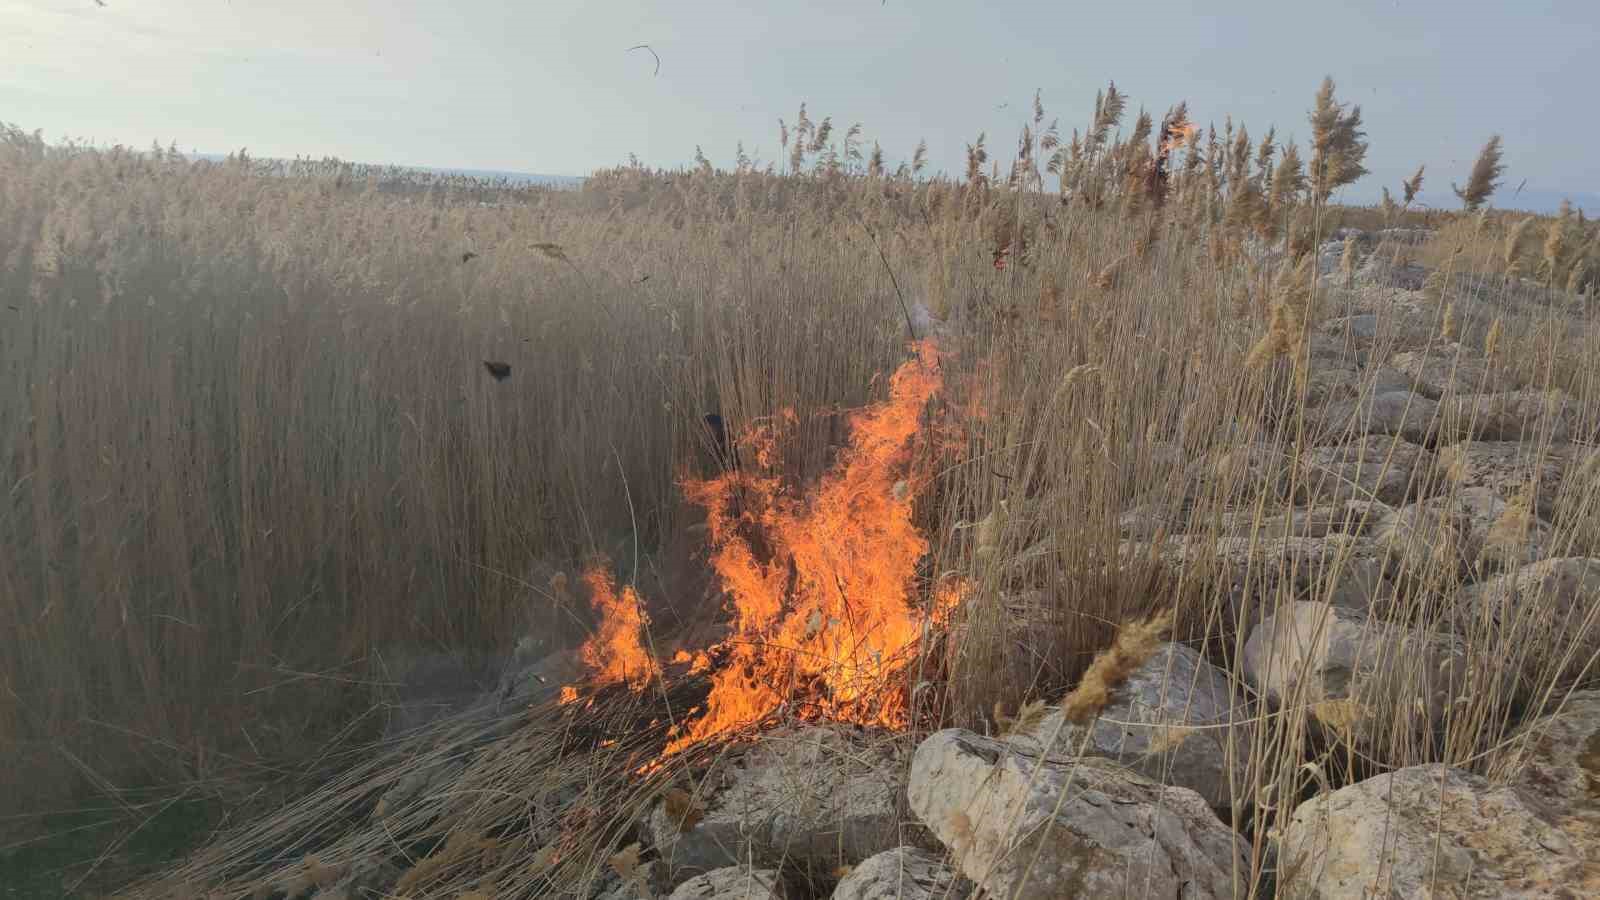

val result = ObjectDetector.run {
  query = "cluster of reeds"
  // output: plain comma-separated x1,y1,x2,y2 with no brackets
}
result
2,71,1598,897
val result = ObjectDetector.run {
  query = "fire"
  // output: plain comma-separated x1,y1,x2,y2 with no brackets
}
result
662,340,952,756
672,649,713,675
560,563,658,703
1159,117,1197,157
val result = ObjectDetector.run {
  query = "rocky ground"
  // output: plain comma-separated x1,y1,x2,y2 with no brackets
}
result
139,229,1600,898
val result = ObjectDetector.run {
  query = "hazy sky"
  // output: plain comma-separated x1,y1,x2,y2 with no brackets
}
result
5,0,1598,204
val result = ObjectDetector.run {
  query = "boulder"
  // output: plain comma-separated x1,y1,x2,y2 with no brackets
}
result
1316,239,1347,277
1298,435,1433,506
1202,533,1390,615
1437,440,1575,515
1375,487,1554,579
1226,500,1389,540
1010,643,1251,809
1178,443,1294,507
1390,347,1505,399
1117,501,1185,541
1503,690,1600,847
1452,558,1600,687
1318,306,1439,355
1440,389,1586,443
1374,227,1433,247
1123,534,1392,644
649,726,904,881
1242,601,1472,743
1264,501,1389,539
829,848,960,900
1299,361,1411,407
667,867,788,900
1310,390,1440,445
1278,757,1599,898
907,729,1248,898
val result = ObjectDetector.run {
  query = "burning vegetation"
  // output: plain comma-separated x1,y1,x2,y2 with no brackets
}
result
560,565,658,707
560,340,960,757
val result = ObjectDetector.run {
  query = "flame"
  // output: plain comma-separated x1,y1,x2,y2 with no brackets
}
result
670,649,713,674
1159,119,1197,157
1158,112,1196,159
662,340,952,757
560,563,658,702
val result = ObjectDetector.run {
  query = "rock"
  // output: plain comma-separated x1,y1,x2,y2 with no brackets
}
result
1270,501,1388,538
1310,390,1439,445
1242,601,1472,743
1374,227,1433,247
1206,534,1390,616
1009,643,1250,809
1316,239,1346,276
1176,443,1294,507
1556,449,1600,553
1390,347,1505,399
1320,313,1380,344
1318,306,1440,356
1117,502,1184,541
1376,487,1553,578
1278,761,1598,898
600,877,660,900
1457,486,1555,573
666,867,787,900
907,729,1247,898
1299,361,1411,407
1440,389,1586,443
1302,331,1366,368
1298,435,1433,506
1124,534,1392,644
829,848,960,900
1356,254,1429,290
1232,500,1388,540
1452,558,1600,687
1437,441,1575,516
649,726,904,881
1503,690,1600,846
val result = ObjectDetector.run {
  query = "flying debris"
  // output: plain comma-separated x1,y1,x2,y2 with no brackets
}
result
483,361,512,381
627,44,661,77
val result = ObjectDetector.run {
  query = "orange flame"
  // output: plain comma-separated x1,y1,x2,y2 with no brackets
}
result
560,563,658,702
662,340,952,757
1160,119,1198,157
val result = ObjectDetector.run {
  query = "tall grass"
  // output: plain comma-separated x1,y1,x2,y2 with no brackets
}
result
3,74,1599,896
0,130,922,826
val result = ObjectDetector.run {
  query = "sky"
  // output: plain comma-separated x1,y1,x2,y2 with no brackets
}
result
4,0,1598,209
